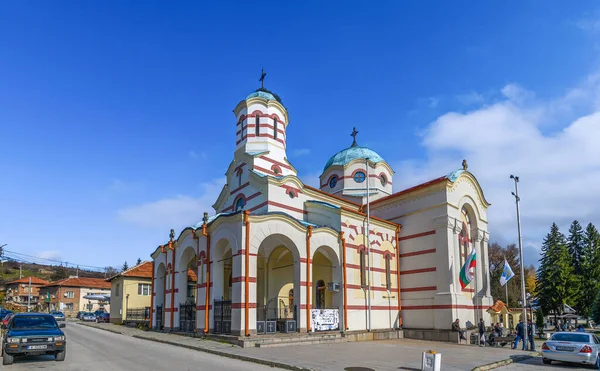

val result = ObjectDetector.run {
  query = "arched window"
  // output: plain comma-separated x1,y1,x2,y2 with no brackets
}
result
273,118,278,140
316,280,326,309
385,255,392,291
235,197,245,211
255,114,260,136
237,171,242,187
360,249,366,288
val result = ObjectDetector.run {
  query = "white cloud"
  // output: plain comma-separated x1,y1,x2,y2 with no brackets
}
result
117,178,225,229
292,148,311,157
188,150,207,160
456,91,484,105
300,172,321,188
575,18,600,33
395,74,600,265
36,250,63,262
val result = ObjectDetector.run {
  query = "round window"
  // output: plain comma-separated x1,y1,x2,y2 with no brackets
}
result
235,197,245,211
289,191,295,199
329,176,338,188
353,171,366,183
380,174,387,186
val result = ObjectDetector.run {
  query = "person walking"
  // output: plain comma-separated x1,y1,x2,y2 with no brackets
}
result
513,320,526,350
478,318,486,347
527,319,535,351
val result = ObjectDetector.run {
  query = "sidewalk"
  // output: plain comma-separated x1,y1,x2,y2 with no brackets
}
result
76,322,536,371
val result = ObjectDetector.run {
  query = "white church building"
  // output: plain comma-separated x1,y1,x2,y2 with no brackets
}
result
150,82,493,338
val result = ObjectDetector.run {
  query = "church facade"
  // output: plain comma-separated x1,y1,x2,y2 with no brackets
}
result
150,84,493,336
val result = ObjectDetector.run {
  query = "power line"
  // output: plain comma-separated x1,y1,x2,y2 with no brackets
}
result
3,249,110,271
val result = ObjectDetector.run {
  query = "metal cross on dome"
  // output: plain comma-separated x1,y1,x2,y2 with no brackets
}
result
259,68,266,89
350,127,359,147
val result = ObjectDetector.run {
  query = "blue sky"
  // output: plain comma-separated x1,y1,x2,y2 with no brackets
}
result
1,1,600,269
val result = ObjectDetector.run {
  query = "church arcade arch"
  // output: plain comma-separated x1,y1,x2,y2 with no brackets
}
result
154,262,167,329
312,245,340,310
255,233,301,329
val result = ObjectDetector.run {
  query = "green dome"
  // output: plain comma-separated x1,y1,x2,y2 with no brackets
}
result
323,146,385,172
246,88,282,103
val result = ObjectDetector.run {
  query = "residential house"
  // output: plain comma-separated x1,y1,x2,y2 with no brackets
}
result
107,261,153,323
5,276,50,311
39,277,111,317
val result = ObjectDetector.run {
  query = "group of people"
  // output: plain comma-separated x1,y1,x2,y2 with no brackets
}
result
451,318,535,350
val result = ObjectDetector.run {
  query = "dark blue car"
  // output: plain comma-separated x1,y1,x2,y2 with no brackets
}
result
2,313,66,365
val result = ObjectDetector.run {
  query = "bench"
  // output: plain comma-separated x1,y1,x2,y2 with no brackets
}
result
491,335,516,347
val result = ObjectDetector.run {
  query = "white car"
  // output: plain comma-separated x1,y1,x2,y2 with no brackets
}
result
541,331,600,368
81,313,96,322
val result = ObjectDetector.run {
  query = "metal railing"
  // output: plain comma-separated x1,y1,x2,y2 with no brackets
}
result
126,307,150,322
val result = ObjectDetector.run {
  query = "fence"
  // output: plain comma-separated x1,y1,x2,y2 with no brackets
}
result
126,307,150,322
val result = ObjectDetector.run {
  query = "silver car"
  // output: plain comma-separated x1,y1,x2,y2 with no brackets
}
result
541,331,600,368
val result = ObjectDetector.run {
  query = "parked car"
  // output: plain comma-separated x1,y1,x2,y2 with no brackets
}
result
49,311,65,322
81,312,96,322
96,312,110,323
2,313,15,327
541,331,600,368
0,309,13,319
1,312,66,365
75,311,85,319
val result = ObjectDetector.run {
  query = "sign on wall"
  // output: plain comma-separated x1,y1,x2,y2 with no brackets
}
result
311,309,339,331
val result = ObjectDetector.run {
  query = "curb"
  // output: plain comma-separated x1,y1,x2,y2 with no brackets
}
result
76,322,123,335
471,353,538,371
132,334,317,371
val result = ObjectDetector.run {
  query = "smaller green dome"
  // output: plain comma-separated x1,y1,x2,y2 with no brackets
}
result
246,88,282,103
323,146,385,172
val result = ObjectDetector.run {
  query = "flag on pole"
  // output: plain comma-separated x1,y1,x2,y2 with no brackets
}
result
459,247,477,289
499,259,515,286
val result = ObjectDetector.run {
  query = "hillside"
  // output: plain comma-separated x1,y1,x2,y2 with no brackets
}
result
0,260,107,284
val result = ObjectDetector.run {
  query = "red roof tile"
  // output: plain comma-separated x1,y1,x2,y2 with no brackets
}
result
41,277,111,290
106,261,153,281
370,176,448,207
6,276,50,286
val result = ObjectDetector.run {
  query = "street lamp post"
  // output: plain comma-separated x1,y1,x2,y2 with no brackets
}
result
511,175,529,350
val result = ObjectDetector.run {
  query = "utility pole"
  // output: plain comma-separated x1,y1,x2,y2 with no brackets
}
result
365,157,372,332
511,174,528,350
20,263,22,279
27,277,31,312
76,265,79,278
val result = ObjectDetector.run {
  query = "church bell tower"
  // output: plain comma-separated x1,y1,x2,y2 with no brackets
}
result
232,70,296,177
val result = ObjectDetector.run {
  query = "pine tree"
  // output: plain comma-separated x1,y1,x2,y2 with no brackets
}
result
537,223,580,322
136,258,142,265
579,223,600,322
568,220,585,275
122,261,129,271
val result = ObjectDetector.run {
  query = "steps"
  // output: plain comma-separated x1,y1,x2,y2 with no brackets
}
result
253,332,345,348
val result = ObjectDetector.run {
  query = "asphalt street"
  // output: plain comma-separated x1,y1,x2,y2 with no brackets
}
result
498,356,595,370
3,323,282,371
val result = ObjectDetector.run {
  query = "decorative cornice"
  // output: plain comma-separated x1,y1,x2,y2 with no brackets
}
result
483,230,490,243
433,215,456,231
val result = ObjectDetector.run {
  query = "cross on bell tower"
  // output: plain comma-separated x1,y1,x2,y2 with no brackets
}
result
351,127,359,147
259,68,266,89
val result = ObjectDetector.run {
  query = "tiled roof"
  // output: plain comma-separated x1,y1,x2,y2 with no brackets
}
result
41,277,110,290
489,300,506,312
107,261,153,281
6,276,50,286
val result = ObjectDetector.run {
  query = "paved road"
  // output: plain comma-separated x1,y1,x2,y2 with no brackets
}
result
4,323,281,371
499,356,594,370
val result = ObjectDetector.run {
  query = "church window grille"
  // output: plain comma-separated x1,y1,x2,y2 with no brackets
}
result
380,174,387,186
354,171,366,183
329,176,338,188
235,197,245,211
316,280,326,309
255,115,260,136
273,118,278,140
359,249,366,288
385,255,391,291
